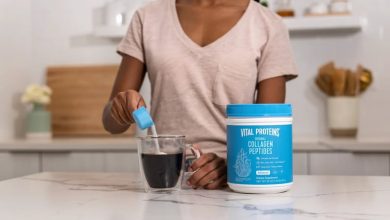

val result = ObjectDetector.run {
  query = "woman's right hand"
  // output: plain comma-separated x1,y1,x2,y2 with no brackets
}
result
110,90,146,126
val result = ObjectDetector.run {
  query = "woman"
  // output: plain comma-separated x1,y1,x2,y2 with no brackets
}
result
103,0,297,190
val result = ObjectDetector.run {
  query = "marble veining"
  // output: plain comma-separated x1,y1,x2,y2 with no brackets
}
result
22,174,144,192
1,172,390,220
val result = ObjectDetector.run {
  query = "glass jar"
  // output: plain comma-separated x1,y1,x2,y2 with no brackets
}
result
275,0,295,17
105,0,127,26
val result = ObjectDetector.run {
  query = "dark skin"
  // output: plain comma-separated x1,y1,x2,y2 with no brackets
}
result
103,0,286,190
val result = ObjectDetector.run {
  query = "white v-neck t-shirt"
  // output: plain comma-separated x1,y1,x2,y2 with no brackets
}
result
118,0,297,156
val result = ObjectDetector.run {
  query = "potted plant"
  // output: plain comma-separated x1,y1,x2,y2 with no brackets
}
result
21,85,53,140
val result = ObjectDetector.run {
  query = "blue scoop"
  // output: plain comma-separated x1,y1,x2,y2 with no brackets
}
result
132,106,154,130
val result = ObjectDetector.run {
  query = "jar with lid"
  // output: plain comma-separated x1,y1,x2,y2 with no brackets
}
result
104,0,128,27
104,0,144,27
226,104,293,194
274,0,295,17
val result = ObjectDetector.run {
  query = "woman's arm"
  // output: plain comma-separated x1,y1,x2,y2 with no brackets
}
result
102,55,147,134
256,76,286,103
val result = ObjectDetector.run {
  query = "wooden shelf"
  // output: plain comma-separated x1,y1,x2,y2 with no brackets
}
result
93,16,365,39
284,16,365,32
93,26,127,39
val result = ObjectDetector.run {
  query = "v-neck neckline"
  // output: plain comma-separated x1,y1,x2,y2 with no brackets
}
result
169,0,253,51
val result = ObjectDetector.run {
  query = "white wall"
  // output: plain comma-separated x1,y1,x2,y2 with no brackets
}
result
0,0,32,139
0,0,389,140
30,0,120,83
0,0,151,139
281,0,390,140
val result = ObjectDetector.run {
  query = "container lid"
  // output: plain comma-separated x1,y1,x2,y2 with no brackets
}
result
132,106,154,130
226,104,292,117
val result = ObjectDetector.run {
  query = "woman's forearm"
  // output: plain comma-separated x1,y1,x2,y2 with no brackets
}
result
256,76,286,103
102,55,147,134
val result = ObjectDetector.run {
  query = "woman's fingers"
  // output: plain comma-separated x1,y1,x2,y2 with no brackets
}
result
126,90,143,111
122,91,135,123
110,90,146,126
204,174,227,190
188,155,227,188
190,153,217,171
188,156,223,186
110,105,125,126
197,163,226,187
111,98,130,126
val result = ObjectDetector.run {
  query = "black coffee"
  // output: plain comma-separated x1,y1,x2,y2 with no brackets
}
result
141,153,183,188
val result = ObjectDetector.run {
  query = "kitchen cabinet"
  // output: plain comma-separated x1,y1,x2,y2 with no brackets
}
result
309,152,390,176
1,139,390,181
293,153,309,175
0,152,40,180
104,152,139,172
41,152,106,172
41,152,139,172
1,151,390,181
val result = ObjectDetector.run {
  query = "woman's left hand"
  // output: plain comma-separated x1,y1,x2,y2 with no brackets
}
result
187,152,227,190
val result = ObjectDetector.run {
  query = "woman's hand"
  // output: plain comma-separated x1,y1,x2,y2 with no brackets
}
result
187,152,227,190
109,90,146,126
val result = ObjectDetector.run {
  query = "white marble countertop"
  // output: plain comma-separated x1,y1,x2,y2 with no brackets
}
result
0,137,390,153
1,172,390,220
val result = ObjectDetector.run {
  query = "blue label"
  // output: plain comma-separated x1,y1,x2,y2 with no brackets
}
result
227,124,293,185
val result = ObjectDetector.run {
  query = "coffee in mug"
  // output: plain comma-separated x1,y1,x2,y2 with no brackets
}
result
137,135,200,192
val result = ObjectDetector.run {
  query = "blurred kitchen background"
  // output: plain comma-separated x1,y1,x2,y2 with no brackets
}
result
0,0,389,180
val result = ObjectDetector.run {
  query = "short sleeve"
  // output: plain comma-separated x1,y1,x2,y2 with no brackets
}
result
257,20,297,82
117,11,144,62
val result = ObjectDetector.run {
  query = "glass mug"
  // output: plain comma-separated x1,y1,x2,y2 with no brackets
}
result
137,135,201,192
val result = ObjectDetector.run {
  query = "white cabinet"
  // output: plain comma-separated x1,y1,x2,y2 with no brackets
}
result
42,152,106,172
309,153,390,176
2,138,390,181
0,153,40,180
105,152,139,172
41,152,139,173
293,153,309,175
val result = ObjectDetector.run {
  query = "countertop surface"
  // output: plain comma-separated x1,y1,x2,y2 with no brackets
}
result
1,172,390,220
1,137,390,153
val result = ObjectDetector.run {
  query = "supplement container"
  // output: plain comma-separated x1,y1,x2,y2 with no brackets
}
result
226,104,293,194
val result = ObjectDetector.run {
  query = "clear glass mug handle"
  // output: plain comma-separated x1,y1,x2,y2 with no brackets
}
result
187,144,201,157
185,144,201,170
182,144,201,188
